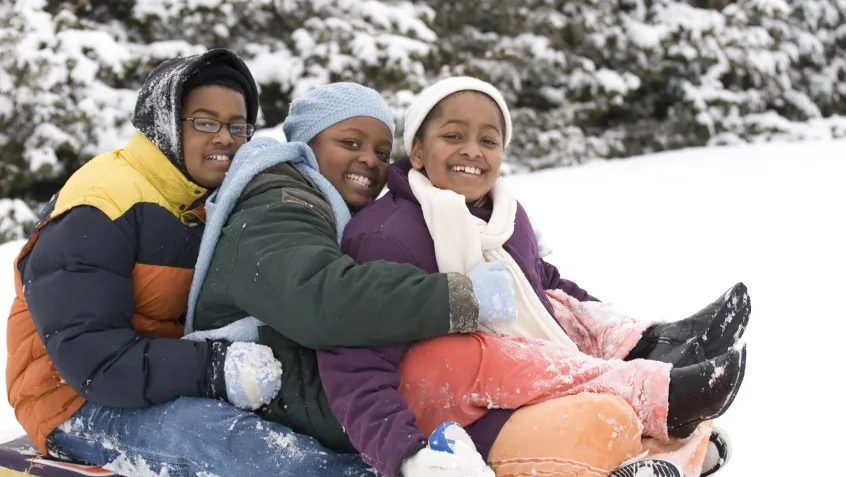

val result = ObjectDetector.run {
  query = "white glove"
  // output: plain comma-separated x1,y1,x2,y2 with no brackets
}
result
401,443,493,477
401,422,494,477
223,342,283,411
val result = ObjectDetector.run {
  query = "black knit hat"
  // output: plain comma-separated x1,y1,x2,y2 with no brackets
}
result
181,62,254,101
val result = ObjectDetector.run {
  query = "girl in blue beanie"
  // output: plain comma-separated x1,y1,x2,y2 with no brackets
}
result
185,82,518,476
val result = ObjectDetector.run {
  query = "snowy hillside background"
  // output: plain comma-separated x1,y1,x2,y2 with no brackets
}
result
3,0,846,242
2,139,844,475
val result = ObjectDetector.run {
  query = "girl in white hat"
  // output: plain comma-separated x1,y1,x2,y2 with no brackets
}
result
320,77,747,477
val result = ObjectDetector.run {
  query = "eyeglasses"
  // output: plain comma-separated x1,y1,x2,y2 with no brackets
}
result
182,117,256,138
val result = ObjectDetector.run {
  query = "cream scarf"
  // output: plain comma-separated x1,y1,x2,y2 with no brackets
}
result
407,169,577,349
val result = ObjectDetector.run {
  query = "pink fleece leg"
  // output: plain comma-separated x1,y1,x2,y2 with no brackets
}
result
546,289,656,360
399,333,673,441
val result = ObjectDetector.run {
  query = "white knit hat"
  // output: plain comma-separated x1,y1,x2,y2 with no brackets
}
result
403,76,512,155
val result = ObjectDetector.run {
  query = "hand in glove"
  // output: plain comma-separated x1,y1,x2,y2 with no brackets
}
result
468,261,517,325
206,341,283,411
401,421,494,477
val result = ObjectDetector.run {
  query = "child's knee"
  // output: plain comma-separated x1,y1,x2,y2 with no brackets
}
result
489,395,643,477
398,334,487,433
580,394,643,445
400,334,484,376
399,334,484,396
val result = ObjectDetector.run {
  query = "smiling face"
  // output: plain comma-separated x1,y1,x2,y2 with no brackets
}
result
181,85,249,188
410,91,505,203
309,116,393,211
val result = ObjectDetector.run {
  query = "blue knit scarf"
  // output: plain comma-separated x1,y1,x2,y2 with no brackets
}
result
183,137,351,341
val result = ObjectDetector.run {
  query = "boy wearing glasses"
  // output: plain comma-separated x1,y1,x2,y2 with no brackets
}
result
179,60,257,188
5,49,376,476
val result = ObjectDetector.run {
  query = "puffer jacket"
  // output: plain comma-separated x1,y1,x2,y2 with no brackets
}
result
5,48,259,454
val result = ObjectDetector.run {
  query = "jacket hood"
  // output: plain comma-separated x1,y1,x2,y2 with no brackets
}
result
385,158,417,204
131,48,260,178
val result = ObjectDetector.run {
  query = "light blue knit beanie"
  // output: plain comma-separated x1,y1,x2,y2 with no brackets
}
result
282,82,396,144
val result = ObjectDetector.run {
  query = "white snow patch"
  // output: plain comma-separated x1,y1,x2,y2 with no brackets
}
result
102,453,171,477
624,18,662,50
503,139,846,477
709,364,726,387
0,200,36,241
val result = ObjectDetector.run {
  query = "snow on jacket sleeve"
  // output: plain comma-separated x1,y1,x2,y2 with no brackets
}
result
540,259,599,302
23,206,215,407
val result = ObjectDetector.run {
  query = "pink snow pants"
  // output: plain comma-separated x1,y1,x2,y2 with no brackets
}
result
399,290,716,476
398,289,672,441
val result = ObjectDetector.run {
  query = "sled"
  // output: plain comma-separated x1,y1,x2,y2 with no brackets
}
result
0,437,116,476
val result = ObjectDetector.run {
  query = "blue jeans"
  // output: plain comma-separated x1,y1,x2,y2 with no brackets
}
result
49,397,375,477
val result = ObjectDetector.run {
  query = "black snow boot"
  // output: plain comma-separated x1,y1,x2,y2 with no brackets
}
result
609,459,684,477
625,282,750,367
666,344,746,438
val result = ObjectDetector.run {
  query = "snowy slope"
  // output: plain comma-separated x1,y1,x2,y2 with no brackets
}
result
1,140,844,475
505,140,846,477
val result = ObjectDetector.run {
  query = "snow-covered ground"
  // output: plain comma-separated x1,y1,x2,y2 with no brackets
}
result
2,139,843,475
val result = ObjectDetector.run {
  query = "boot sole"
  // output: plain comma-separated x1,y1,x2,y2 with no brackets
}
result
669,344,747,437
703,283,750,359
701,425,732,476
609,459,684,477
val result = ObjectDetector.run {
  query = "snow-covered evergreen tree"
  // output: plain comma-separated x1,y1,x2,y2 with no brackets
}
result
1,0,845,242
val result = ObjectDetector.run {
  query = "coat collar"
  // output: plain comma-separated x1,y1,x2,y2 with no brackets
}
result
121,131,208,213
386,159,493,220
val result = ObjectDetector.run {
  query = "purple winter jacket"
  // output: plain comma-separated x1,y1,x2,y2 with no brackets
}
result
317,159,597,477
